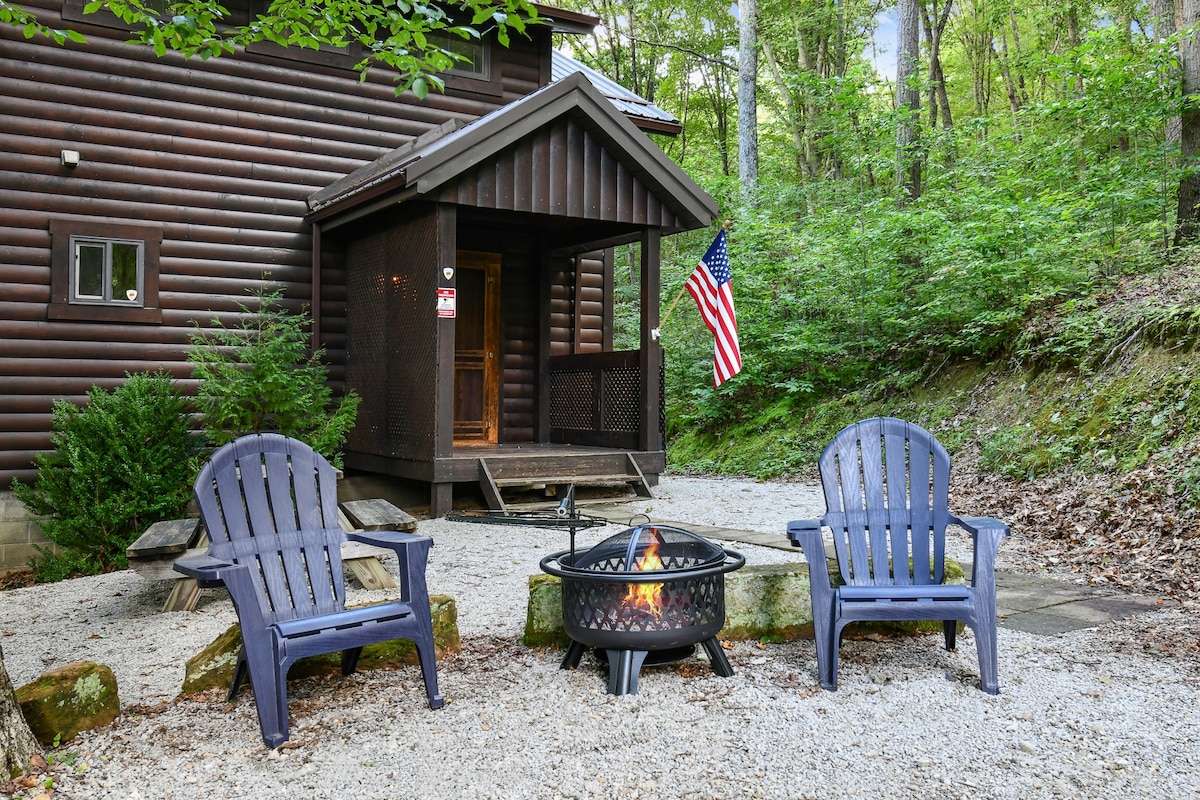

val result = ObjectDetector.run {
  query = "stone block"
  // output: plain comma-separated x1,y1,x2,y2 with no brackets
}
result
182,594,461,694
0,543,45,573
523,574,570,648
16,662,120,746
722,563,815,642
523,560,967,645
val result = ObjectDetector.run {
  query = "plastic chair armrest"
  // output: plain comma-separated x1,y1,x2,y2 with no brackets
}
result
952,515,1011,538
174,552,238,585
346,530,431,551
787,519,832,590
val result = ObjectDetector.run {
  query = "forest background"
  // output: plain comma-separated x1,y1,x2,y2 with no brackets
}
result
550,0,1200,605
0,0,1196,599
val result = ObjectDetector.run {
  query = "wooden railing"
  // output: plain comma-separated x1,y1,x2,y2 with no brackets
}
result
546,350,643,449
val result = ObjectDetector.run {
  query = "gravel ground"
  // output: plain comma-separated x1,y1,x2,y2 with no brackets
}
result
2,476,1199,799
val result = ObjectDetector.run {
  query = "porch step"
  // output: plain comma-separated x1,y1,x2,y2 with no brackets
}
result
477,456,653,513
492,473,644,487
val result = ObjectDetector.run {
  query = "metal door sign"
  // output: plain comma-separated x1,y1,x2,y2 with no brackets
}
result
436,287,456,318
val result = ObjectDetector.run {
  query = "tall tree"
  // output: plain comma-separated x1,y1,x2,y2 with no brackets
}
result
1176,0,1200,243
956,0,996,119
922,0,955,129
738,0,760,196
897,0,922,199
1150,0,1181,147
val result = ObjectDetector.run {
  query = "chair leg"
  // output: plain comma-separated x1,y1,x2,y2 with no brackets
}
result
341,646,363,675
973,616,1001,695
819,619,844,692
227,646,249,702
413,633,445,710
243,660,291,748
943,620,957,651
807,583,839,692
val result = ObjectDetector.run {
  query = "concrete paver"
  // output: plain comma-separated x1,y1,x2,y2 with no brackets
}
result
585,505,1164,637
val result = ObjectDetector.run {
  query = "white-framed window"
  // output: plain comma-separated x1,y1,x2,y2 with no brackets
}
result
49,219,162,324
70,237,145,306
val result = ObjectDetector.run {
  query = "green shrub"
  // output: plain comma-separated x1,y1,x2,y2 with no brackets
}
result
188,289,360,467
12,372,197,578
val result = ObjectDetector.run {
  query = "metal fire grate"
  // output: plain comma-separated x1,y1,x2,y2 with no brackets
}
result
540,524,745,695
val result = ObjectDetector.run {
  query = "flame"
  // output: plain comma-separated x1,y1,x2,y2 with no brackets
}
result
623,540,665,617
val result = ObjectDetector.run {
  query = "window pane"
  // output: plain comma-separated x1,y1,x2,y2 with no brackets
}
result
431,31,485,76
111,242,141,303
76,243,104,298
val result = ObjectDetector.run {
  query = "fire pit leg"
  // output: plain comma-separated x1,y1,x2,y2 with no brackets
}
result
560,640,587,670
604,649,649,695
701,638,735,678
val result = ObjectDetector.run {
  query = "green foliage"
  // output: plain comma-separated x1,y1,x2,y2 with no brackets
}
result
188,290,360,467
28,546,96,584
0,0,86,43
12,372,196,578
643,21,1185,454
5,0,538,96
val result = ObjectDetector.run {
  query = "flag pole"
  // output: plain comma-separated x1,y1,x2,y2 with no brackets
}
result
655,219,731,338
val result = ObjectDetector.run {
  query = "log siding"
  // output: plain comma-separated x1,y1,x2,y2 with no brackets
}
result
0,0,547,484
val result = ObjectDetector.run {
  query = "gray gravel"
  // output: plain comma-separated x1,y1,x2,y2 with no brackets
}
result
2,476,1199,799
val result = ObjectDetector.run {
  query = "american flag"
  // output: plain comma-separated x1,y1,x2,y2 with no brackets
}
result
685,229,742,387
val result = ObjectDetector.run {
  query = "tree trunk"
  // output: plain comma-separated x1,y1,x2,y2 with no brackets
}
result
1176,0,1200,244
922,0,954,129
761,39,809,181
737,0,759,198
1,646,40,779
1151,0,1181,146
896,0,921,201
995,34,1022,116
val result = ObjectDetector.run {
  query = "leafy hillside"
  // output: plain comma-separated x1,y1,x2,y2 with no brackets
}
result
666,261,1200,607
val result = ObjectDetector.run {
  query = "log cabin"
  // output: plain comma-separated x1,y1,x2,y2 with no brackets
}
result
0,0,719,555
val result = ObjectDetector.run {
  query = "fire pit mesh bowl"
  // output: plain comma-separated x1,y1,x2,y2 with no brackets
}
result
539,524,745,660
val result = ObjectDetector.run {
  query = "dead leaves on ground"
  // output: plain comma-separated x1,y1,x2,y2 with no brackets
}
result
952,461,1199,606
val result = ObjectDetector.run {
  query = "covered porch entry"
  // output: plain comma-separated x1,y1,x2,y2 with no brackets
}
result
308,74,718,515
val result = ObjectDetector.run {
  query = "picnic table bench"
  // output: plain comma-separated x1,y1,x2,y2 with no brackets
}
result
126,518,209,612
337,499,418,591
126,498,418,611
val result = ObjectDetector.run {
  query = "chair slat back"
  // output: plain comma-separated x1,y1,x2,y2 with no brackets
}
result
818,418,951,587
194,433,345,624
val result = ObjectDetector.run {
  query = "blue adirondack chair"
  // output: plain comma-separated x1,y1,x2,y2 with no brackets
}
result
787,418,1010,694
175,433,444,747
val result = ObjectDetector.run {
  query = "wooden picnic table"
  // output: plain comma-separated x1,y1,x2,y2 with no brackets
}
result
126,498,418,611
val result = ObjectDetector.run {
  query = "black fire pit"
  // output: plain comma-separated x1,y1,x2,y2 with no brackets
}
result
539,523,745,695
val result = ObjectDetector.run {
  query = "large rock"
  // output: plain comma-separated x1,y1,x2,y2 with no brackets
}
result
722,563,815,642
522,574,570,648
182,594,460,694
16,662,120,746
523,561,966,645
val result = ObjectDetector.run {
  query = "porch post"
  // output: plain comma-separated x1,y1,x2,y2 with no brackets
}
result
432,203,457,516
638,228,663,452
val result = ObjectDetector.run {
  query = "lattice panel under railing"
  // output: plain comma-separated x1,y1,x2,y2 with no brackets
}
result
601,365,640,433
549,369,595,429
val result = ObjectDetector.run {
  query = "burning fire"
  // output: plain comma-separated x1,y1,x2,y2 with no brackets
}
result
623,540,666,617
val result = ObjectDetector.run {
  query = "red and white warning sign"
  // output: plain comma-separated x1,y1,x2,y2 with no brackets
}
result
436,287,456,318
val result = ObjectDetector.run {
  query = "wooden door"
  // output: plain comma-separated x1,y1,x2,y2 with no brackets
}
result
453,251,501,442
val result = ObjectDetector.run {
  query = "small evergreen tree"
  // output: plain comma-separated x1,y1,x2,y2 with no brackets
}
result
188,289,360,466
12,371,196,577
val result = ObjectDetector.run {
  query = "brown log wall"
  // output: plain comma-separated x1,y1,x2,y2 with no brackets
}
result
0,0,545,484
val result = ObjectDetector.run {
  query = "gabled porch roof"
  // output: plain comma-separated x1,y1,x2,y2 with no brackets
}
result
307,72,717,236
